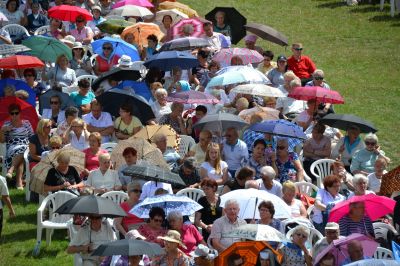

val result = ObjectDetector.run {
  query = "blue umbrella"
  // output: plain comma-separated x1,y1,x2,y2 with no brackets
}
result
143,51,198,71
130,194,203,218
249,119,307,140
91,36,140,61
0,79,36,107
117,80,152,101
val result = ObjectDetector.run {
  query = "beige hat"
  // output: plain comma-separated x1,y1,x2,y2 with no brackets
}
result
325,222,340,231
72,42,84,49
117,55,133,68
158,230,187,249
92,5,101,12
61,35,76,46
126,229,146,240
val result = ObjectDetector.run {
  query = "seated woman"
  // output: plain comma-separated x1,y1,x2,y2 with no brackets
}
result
117,147,147,191
63,118,90,151
69,15,94,45
347,174,375,199
41,135,63,158
241,139,267,180
86,153,122,194
57,106,79,137
44,152,83,194
338,201,375,237
221,166,255,195
367,157,388,193
331,160,354,196
69,79,95,115
282,181,307,218
93,42,120,76
82,132,108,178
188,130,212,166
279,225,312,266
43,54,77,90
70,42,92,77
114,103,143,140
255,200,283,232
48,18,65,40
167,210,206,256
42,94,66,128
153,230,190,266
138,207,167,246
23,68,46,97
271,138,303,183
175,158,201,191
158,102,187,135
28,118,52,170
150,88,172,122
114,182,144,237
200,143,229,185
153,133,181,170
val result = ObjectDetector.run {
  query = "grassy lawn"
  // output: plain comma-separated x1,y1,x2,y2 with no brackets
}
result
1,0,398,264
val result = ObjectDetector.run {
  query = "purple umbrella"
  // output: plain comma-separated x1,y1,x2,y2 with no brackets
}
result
166,90,219,104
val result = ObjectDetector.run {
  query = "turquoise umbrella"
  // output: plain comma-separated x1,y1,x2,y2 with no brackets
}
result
22,36,72,62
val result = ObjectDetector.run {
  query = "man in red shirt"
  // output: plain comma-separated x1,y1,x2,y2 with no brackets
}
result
287,43,316,85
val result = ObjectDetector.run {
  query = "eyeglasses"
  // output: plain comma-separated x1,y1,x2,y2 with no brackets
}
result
258,208,270,212
152,218,163,223
130,189,142,194
50,101,59,104
314,76,324,80
277,146,286,150
296,233,307,238
10,111,19,115
294,47,303,51
103,46,112,50
365,141,376,146
326,230,339,234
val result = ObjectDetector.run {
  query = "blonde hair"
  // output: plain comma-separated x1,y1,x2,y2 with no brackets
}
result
89,132,102,146
57,151,70,164
99,152,111,163
15,90,29,100
205,143,222,174
282,181,296,193
71,118,85,127
49,135,62,147
56,54,68,65
36,118,52,135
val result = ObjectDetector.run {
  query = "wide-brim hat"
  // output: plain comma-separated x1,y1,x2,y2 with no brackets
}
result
117,55,133,67
72,42,84,49
157,230,187,249
61,35,76,46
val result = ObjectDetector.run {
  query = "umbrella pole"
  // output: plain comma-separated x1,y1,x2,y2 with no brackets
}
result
253,197,259,220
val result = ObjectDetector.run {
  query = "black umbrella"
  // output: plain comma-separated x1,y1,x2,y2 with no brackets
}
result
96,88,155,124
143,51,198,72
318,113,377,133
91,68,141,92
159,37,210,52
122,164,186,186
92,239,165,257
205,7,247,45
193,113,249,132
38,89,77,115
0,44,31,55
244,23,289,46
55,195,127,217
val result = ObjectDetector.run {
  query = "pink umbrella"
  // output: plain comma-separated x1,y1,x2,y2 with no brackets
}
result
314,233,379,266
328,194,396,223
172,18,204,38
113,0,154,8
166,90,219,104
212,48,264,68
288,86,345,104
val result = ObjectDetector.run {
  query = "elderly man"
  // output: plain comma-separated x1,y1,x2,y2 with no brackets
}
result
312,222,344,260
257,166,282,197
209,199,247,253
287,43,316,86
276,77,307,120
203,22,225,53
340,239,371,265
222,128,249,178
83,101,114,143
153,133,181,170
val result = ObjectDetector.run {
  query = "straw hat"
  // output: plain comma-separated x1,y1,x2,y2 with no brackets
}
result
61,35,76,47
72,42,84,49
117,55,133,68
158,230,187,249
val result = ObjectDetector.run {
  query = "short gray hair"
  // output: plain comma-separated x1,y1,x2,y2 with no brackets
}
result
167,210,183,222
364,133,378,143
155,88,167,97
224,199,239,209
260,166,276,180
245,180,259,189
353,174,368,185
312,69,324,78
289,78,301,88
292,225,310,238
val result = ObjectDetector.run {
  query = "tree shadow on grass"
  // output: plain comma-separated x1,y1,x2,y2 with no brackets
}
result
1,228,37,243
348,5,381,13
10,212,37,225
391,22,400,26
21,248,61,259
369,14,398,21
316,1,347,8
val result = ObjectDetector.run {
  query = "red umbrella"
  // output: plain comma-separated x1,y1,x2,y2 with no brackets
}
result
0,55,44,69
48,5,93,22
0,96,39,130
113,0,154,8
288,86,344,104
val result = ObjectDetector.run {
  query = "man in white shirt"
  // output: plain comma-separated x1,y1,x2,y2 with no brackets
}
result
83,101,114,143
140,181,173,200
276,77,306,119
222,128,249,178
257,166,282,198
203,22,223,53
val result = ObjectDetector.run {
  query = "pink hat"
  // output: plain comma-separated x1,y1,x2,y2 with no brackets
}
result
244,35,258,43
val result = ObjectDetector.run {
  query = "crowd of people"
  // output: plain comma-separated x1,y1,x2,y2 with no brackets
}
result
0,0,397,265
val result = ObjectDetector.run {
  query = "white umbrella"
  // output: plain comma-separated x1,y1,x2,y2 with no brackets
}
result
109,5,153,17
155,9,188,26
220,188,291,220
232,84,287,98
345,260,399,266
222,224,286,242
238,106,280,123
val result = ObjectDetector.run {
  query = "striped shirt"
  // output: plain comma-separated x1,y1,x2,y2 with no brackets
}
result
338,215,375,237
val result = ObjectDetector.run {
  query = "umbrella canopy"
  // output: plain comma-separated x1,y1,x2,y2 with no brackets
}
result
318,113,377,133
155,9,188,26
134,124,179,149
130,194,202,218
109,5,153,18
143,50,198,71
213,48,264,68
328,194,396,223
121,22,164,47
0,78,36,107
113,0,154,8
205,7,246,44
288,86,345,104
159,1,198,17
22,36,72,62
0,55,44,69
0,96,39,130
172,17,204,38
91,36,140,61
110,137,169,169
96,88,155,124
123,164,185,186
38,89,76,114
345,260,400,266
167,90,219,104
380,165,400,197
0,44,31,55
97,19,134,35
48,5,93,22
193,113,249,133
91,68,141,91
30,146,85,195
244,23,289,46
220,188,292,220
92,239,164,257
232,84,286,98
249,119,307,140
314,233,379,266
159,37,209,52
206,67,270,89
238,106,280,123
223,224,286,242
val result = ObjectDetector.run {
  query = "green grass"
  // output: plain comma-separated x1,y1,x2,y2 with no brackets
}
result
1,0,399,264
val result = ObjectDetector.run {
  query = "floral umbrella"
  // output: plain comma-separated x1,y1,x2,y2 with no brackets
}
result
172,18,204,38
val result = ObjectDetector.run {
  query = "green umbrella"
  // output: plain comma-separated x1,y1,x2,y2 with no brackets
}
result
97,19,134,34
22,36,72,62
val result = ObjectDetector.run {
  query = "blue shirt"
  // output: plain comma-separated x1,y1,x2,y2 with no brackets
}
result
70,91,95,106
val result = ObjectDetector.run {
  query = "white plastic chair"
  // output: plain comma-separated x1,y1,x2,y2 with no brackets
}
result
176,188,205,202
373,247,393,259
101,191,128,205
89,53,98,68
76,74,98,86
310,159,336,188
373,222,398,240
307,205,315,220
101,142,118,154
23,148,31,202
295,181,319,197
2,24,30,39
178,135,196,158
286,227,323,246
34,25,50,35
33,191,78,256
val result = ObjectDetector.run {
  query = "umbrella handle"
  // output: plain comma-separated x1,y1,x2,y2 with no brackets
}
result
253,197,259,220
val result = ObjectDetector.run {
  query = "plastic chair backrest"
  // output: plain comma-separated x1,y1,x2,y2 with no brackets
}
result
76,75,97,86
2,24,30,37
101,142,118,154
295,181,318,197
178,135,195,158
43,191,77,224
176,188,205,202
373,247,393,259
286,226,323,246
310,159,336,188
34,25,50,35
101,191,128,205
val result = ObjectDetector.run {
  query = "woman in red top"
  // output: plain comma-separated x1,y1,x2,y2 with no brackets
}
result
93,42,120,75
114,182,144,237
82,132,107,178
138,207,167,247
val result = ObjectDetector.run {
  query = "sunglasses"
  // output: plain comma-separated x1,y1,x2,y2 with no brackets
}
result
365,141,376,146
76,20,84,23
296,233,307,238
314,77,324,80
130,189,142,194
152,218,163,223
294,47,303,51
50,101,59,104
103,46,112,50
10,111,19,115
277,146,286,150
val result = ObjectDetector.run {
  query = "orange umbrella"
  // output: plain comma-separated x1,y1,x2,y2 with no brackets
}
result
158,1,198,18
121,22,164,46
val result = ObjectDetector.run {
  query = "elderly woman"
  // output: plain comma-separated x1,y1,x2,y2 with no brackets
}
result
42,94,66,128
347,174,375,199
0,103,33,188
312,175,346,233
271,138,304,183
241,139,266,180
159,102,187,135
43,54,77,90
256,200,282,231
153,133,181,170
28,119,51,169
331,161,354,195
48,18,65,39
188,130,212,165
279,225,312,266
70,42,91,77
86,153,122,194
63,118,90,151
114,182,144,237
82,132,108,177
338,201,375,237
150,88,171,122
200,143,229,185
69,79,95,114
213,10,231,37
114,103,143,140
23,68,46,97
282,181,307,218
69,15,94,45
257,50,276,74
153,230,190,266
2,0,27,26
167,211,206,256
350,133,390,176
195,178,223,242
138,207,167,246
267,55,287,88
93,42,120,75
44,152,83,193
305,69,332,114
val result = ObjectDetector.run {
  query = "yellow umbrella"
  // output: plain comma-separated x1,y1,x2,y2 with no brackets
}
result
133,124,179,149
121,22,164,46
158,1,198,18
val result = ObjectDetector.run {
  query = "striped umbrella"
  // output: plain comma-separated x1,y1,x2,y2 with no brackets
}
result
212,47,264,67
